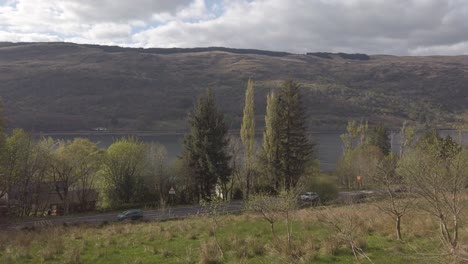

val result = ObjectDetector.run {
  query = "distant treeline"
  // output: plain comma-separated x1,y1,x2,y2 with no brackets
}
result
307,52,370,60
1,42,368,60
0,42,292,57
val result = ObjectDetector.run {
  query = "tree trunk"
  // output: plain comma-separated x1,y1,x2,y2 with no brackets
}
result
64,188,69,215
452,216,458,256
286,211,292,253
245,170,250,200
396,215,402,240
270,221,276,238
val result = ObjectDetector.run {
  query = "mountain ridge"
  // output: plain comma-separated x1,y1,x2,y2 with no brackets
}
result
1,42,467,132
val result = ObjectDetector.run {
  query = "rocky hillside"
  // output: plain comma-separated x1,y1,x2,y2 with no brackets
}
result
1,42,468,132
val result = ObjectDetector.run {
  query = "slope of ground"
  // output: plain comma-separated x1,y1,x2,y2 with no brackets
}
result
0,204,445,263
1,42,468,131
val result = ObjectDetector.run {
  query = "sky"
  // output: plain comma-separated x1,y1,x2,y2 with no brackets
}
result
1,0,468,55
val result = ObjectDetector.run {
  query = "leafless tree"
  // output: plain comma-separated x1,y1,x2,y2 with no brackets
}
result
246,189,299,254
370,154,415,240
318,206,374,263
200,195,228,259
398,145,468,257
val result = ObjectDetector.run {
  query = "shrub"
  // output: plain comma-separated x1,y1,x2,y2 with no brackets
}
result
314,175,339,202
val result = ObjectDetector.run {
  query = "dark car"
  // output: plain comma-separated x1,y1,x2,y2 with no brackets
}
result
117,209,143,221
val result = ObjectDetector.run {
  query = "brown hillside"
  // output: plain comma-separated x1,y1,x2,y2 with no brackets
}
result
1,42,467,131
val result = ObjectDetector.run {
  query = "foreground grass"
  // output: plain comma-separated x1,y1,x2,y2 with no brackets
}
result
0,203,456,263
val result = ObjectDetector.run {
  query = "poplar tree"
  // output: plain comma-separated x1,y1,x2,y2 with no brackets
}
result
240,79,255,198
183,89,231,201
262,91,281,190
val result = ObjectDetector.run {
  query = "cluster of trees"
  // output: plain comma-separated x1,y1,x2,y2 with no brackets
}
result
337,120,391,188
0,101,174,216
0,129,173,216
181,80,315,202
261,80,313,192
337,120,468,256
0,79,316,215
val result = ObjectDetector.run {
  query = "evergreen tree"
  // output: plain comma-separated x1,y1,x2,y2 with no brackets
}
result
369,125,391,156
276,80,313,190
240,79,255,199
183,89,231,201
262,81,313,191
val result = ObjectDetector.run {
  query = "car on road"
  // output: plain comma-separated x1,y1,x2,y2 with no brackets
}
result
117,209,143,221
299,192,321,205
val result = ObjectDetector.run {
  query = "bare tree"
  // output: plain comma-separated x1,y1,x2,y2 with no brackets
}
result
398,137,468,257
246,189,299,254
318,207,374,263
246,192,281,238
370,154,414,240
200,195,228,259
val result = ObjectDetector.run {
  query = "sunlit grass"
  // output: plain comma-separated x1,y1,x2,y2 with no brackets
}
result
0,203,450,263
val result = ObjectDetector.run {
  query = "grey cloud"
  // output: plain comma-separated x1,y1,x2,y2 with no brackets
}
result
59,0,193,22
2,0,468,55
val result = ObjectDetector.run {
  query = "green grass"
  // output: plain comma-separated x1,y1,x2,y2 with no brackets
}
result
0,204,453,264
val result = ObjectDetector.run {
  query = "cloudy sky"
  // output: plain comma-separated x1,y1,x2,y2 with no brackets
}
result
1,0,468,55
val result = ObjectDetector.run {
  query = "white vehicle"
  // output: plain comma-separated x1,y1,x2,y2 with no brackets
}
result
300,192,321,204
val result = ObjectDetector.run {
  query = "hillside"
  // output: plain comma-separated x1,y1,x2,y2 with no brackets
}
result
1,42,468,132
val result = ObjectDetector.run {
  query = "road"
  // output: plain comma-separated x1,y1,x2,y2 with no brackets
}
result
0,191,378,230
1,201,244,230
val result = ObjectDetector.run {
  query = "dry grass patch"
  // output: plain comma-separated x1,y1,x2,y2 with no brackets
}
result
199,239,223,264
223,235,265,259
63,245,82,264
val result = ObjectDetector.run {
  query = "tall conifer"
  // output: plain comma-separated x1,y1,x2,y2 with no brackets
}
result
262,80,313,191
276,80,313,190
183,89,231,201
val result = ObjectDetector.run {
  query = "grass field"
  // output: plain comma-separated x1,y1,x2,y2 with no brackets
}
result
0,203,455,263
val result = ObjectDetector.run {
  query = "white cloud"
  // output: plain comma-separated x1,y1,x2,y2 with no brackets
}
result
1,0,468,55
56,0,192,22
410,41,468,56
85,23,132,42
0,30,61,42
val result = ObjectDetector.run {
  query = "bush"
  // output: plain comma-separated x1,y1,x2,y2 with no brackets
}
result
314,175,339,202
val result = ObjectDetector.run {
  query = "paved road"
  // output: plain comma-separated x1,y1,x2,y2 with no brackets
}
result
1,201,244,230
0,191,379,230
